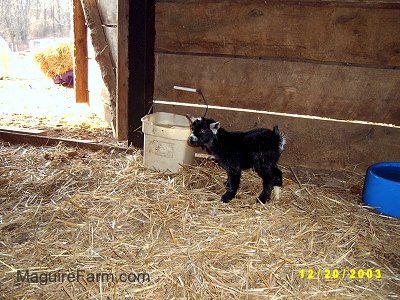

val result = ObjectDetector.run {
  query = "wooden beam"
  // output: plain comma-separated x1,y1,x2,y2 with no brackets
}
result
156,0,400,6
116,0,129,140
80,0,117,133
73,0,89,103
0,130,132,153
127,0,155,148
0,126,48,136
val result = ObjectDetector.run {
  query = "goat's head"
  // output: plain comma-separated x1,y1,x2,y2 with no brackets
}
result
186,116,220,147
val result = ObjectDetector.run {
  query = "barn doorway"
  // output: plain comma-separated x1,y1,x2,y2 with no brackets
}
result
0,0,115,146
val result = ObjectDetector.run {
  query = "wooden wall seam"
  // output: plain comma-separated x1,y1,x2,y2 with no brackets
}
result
154,50,399,71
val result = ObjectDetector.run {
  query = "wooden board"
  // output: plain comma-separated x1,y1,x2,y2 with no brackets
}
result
155,1,400,67
0,130,131,153
155,103,400,172
81,0,117,133
104,27,118,66
87,27,117,68
154,53,400,125
98,0,118,66
116,0,129,140
73,0,89,103
98,0,117,25
0,126,48,136
157,0,400,5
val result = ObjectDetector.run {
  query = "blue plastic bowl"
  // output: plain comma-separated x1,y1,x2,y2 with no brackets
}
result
363,162,400,218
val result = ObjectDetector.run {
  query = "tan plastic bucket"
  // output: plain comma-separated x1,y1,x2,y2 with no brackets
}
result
141,112,195,173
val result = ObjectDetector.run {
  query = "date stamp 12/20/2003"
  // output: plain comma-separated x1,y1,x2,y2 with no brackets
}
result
299,268,382,280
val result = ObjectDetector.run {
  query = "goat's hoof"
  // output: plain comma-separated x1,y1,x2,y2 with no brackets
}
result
221,197,231,203
272,186,281,200
221,193,233,203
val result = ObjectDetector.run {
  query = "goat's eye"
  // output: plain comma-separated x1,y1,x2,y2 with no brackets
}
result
200,129,205,133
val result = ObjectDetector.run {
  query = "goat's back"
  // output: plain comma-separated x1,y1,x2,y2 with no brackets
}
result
232,128,281,152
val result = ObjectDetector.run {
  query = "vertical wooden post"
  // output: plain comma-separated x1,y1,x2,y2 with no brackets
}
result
116,0,129,140
73,0,89,103
127,0,155,147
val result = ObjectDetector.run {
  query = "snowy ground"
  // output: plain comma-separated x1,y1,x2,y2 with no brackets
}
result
0,52,116,144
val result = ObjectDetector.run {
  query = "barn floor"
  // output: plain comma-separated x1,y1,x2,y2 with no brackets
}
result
0,142,399,299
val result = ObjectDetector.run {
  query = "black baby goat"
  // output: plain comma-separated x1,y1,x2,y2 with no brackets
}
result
187,116,286,204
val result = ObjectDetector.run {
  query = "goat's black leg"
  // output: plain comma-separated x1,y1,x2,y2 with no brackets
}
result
255,164,275,204
273,166,282,187
221,169,241,203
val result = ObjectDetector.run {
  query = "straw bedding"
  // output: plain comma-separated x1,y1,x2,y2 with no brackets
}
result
0,141,399,299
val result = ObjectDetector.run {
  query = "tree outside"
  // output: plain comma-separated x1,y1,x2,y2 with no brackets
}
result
0,0,71,51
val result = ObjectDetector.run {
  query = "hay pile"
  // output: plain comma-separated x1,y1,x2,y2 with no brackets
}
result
33,43,73,79
0,142,399,299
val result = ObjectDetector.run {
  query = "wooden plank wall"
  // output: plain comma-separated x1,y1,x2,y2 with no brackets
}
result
154,0,400,171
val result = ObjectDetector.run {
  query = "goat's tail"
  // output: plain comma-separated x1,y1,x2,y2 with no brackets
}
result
273,126,286,153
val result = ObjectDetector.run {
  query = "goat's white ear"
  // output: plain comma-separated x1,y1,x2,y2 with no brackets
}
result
210,122,220,135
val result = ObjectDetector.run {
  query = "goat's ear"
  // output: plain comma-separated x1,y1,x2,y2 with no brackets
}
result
185,114,196,123
210,122,220,135
186,114,202,124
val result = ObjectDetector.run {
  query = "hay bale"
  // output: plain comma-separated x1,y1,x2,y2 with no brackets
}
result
0,142,399,299
33,43,73,79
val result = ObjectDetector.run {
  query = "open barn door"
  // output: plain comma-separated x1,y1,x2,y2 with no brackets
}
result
72,0,155,143
72,0,131,140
